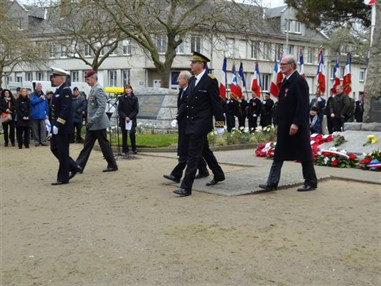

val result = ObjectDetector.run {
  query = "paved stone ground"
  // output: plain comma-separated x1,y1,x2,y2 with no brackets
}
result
145,148,381,196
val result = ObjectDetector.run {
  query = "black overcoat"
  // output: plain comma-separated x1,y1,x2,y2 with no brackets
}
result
274,71,313,162
117,93,139,128
178,73,224,136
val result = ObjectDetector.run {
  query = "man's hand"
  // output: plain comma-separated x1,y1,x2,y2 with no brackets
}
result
171,119,177,128
216,127,225,136
289,124,298,136
52,126,59,135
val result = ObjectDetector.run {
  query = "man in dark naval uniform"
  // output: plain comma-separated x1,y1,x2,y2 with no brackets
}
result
259,55,317,192
173,52,225,197
50,67,82,185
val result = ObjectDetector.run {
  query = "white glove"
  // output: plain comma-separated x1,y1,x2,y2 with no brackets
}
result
53,126,59,135
171,119,178,128
216,127,225,136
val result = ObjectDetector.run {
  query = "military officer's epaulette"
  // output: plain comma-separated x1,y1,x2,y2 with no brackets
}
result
208,73,216,79
215,121,224,128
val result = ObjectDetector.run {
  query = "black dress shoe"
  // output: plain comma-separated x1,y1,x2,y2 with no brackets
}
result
173,188,191,196
206,178,225,186
51,181,68,186
297,185,316,192
195,172,210,179
69,165,83,179
258,184,278,191
103,167,118,172
163,174,180,183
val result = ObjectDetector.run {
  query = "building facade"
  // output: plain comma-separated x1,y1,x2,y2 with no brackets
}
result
3,1,367,100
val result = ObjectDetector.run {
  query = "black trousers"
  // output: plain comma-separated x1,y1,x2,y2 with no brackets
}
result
71,122,83,142
2,120,15,144
121,128,136,153
76,129,117,172
332,117,344,132
226,114,235,132
16,126,30,148
171,155,208,180
248,115,258,132
50,133,78,183
267,160,317,188
181,133,224,191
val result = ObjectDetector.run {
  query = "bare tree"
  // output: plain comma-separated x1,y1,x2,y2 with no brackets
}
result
46,0,125,71
90,0,264,87
0,0,49,87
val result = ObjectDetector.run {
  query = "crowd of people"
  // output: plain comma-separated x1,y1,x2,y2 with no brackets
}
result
0,84,87,149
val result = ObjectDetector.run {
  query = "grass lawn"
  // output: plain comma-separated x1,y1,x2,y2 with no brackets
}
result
110,133,178,148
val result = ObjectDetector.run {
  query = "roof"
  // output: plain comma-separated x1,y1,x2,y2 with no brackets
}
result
265,5,288,18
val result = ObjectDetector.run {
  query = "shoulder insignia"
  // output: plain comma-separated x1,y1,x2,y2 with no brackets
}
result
208,73,216,79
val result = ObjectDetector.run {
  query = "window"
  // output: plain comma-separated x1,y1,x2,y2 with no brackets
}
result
294,21,301,33
190,35,201,53
36,72,44,81
15,72,22,83
176,42,184,54
156,35,167,54
226,38,234,58
250,41,259,59
60,45,67,57
262,42,271,60
306,47,313,64
108,70,117,86
25,72,33,81
109,47,117,56
275,43,283,61
239,40,247,59
49,44,56,58
285,19,291,32
287,44,294,55
100,48,105,57
122,70,130,85
71,71,79,82
360,69,366,82
261,74,271,91
84,44,92,57
122,39,131,55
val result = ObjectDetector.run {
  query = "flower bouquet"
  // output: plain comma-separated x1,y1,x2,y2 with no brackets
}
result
255,141,276,158
359,150,381,171
363,134,378,146
314,147,358,168
332,132,347,147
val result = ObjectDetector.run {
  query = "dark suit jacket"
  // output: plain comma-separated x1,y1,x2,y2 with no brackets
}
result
274,71,312,162
51,82,73,134
178,73,224,136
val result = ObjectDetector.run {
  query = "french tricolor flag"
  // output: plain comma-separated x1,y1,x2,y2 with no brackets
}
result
219,57,227,99
270,58,282,97
332,56,340,91
343,52,352,95
299,53,305,77
316,50,326,93
230,64,243,100
251,62,261,97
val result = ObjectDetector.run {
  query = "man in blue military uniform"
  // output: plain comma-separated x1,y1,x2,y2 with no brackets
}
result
173,52,225,197
50,67,82,185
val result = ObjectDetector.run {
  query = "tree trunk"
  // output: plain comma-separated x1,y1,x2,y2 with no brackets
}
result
363,2,381,122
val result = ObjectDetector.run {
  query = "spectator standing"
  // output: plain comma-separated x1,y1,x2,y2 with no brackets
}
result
15,88,31,149
309,90,326,133
247,92,262,132
76,70,118,173
330,85,351,132
260,92,274,128
117,84,139,155
0,89,16,146
324,88,335,134
30,82,49,146
354,91,365,122
309,106,321,134
71,87,86,143
224,98,236,132
259,55,317,192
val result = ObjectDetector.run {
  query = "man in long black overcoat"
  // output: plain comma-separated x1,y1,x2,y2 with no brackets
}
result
259,55,317,192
